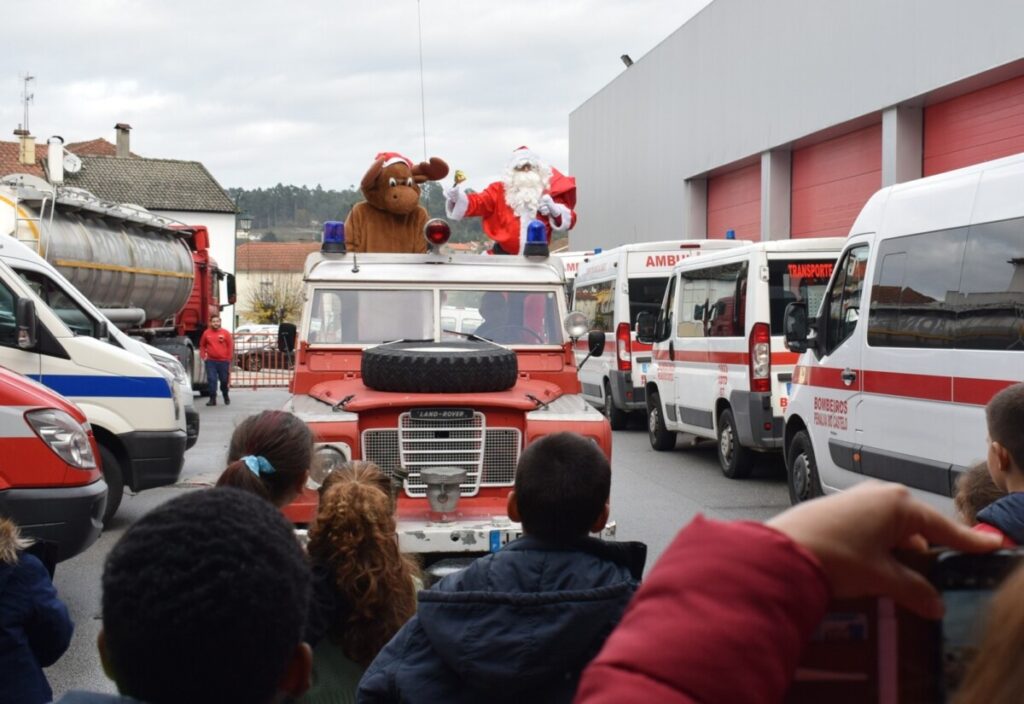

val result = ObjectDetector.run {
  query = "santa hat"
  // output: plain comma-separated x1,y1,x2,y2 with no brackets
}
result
375,151,413,168
509,146,542,170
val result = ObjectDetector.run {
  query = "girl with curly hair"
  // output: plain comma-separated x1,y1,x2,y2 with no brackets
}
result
300,461,419,704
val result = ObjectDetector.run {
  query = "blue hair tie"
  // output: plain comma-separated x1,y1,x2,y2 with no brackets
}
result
242,455,275,477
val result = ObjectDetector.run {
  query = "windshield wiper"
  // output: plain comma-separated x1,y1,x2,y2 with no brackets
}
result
442,329,492,343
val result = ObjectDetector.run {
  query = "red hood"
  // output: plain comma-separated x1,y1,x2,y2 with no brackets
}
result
308,377,565,412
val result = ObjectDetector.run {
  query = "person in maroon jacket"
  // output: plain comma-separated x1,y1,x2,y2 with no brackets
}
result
199,315,233,406
574,483,1001,704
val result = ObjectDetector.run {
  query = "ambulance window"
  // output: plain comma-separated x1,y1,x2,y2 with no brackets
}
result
574,281,615,333
627,277,668,327
958,218,1024,350
825,246,869,352
679,263,745,338
16,270,98,338
866,229,965,349
0,280,16,347
767,260,835,334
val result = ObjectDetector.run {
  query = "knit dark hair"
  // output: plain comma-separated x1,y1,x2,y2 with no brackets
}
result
217,410,314,506
101,488,311,704
987,383,1024,472
514,432,611,543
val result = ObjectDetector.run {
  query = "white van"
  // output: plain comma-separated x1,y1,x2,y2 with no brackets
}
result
0,256,185,522
782,153,1024,512
0,237,197,448
637,239,844,477
552,250,594,305
573,240,747,428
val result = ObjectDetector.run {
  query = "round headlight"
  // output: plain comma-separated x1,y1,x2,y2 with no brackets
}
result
563,311,588,339
309,446,346,489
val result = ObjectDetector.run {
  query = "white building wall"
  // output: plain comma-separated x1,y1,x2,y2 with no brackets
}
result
152,210,237,329
569,0,1024,249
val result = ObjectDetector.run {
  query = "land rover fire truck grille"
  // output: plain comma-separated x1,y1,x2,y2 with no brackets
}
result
361,418,521,497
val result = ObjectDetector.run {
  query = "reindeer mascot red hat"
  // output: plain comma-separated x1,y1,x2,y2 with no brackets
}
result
346,152,449,253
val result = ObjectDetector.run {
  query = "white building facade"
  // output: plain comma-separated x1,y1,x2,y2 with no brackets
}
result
569,0,1024,249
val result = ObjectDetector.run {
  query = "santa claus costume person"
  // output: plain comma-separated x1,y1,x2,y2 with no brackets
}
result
445,146,576,255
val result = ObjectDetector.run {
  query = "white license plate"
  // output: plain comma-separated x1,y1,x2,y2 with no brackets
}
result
489,528,522,552
641,362,649,373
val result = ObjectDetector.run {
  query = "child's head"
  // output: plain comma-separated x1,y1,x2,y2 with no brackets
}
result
986,383,1024,490
307,462,418,667
954,460,1006,526
99,488,312,704
508,432,611,544
217,410,314,507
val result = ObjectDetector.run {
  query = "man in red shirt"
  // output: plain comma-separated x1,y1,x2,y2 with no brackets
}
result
199,315,233,406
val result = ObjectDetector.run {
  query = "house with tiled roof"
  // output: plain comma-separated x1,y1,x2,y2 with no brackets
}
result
0,124,240,327
235,242,320,325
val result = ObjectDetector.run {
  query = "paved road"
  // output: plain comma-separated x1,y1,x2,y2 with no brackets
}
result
45,392,789,698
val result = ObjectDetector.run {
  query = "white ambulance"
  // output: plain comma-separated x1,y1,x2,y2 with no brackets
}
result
552,250,594,306
782,152,1024,511
573,240,747,429
0,257,184,522
637,239,844,477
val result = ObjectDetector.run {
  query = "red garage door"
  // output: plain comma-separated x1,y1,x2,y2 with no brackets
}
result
924,75,1024,176
707,163,760,239
791,125,882,239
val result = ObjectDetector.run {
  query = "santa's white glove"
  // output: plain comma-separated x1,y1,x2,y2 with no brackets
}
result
537,194,556,217
445,184,469,220
538,194,570,229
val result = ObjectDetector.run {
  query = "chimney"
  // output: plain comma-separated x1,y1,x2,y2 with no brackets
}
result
115,122,132,158
14,127,35,165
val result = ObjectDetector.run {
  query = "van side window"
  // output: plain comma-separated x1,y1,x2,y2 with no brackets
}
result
825,246,869,353
958,218,1024,350
0,280,17,347
866,229,966,349
574,280,615,333
679,262,745,338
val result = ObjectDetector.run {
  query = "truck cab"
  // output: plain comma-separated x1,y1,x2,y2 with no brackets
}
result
285,223,613,557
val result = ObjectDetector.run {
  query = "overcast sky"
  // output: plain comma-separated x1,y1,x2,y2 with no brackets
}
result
5,0,711,193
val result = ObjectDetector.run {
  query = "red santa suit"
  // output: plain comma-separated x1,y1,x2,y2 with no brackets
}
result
446,148,577,255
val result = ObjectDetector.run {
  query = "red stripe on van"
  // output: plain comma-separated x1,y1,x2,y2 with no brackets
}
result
794,366,1017,406
953,377,1018,406
862,370,951,402
652,350,802,366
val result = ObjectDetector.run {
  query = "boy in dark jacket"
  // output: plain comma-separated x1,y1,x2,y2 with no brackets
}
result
974,383,1024,545
57,488,313,704
0,517,73,704
358,432,646,704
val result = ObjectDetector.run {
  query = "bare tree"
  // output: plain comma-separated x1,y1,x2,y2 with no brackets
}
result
244,274,303,324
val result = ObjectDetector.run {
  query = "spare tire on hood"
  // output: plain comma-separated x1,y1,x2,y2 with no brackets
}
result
361,340,518,393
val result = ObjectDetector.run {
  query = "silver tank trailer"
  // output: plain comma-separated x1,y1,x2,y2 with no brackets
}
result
40,209,194,324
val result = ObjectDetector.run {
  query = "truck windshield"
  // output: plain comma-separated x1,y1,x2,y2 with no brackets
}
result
767,259,836,333
442,289,562,345
309,289,433,344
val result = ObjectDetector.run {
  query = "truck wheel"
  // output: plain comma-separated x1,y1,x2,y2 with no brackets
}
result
603,380,629,430
787,430,823,504
647,391,676,451
361,340,517,394
99,444,124,525
717,407,753,479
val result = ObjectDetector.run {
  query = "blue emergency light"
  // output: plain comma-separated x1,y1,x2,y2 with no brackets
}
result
322,221,346,254
523,219,549,259
725,229,736,240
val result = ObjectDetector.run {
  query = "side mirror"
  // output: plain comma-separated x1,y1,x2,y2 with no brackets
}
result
783,301,809,353
15,297,37,349
226,274,237,306
587,330,605,358
635,311,656,344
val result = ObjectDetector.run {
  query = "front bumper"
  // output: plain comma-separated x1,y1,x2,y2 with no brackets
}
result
609,370,646,411
730,390,783,450
185,405,200,450
397,518,618,554
0,479,107,562
120,429,187,491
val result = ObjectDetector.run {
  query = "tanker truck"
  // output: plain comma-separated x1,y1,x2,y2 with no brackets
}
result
0,175,236,397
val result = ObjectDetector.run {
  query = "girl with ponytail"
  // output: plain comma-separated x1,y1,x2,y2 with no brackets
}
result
215,410,314,508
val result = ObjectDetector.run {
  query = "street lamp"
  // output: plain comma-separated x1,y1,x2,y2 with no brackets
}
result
238,212,253,237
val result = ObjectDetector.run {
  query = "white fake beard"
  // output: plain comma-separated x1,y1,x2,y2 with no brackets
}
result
504,170,544,218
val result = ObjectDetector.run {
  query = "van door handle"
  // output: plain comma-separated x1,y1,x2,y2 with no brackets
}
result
841,368,857,386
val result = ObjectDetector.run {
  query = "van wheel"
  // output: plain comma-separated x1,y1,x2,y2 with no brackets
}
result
786,430,823,504
717,407,753,479
99,444,124,525
647,391,676,451
603,381,628,430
